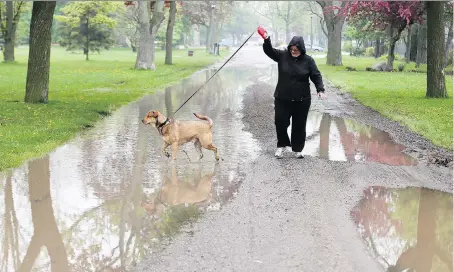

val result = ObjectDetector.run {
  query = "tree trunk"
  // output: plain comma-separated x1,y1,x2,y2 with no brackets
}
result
416,18,427,67
135,1,153,70
3,2,16,62
387,24,406,71
426,1,447,98
374,36,380,58
85,17,89,60
405,27,411,63
319,0,345,66
410,24,419,62
165,1,176,65
24,1,56,104
149,0,165,69
273,30,279,46
285,20,290,44
379,37,386,56
444,20,453,68
325,20,344,66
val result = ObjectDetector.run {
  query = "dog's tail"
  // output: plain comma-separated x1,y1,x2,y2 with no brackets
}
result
193,113,213,128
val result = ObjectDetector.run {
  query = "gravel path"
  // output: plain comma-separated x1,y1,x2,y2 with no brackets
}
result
137,46,452,272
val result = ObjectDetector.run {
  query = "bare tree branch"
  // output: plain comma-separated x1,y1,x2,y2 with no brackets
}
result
320,17,328,37
308,2,323,21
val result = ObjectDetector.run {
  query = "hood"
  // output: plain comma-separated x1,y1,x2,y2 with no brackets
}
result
287,36,306,57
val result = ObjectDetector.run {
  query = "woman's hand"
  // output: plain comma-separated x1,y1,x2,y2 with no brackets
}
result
317,92,326,100
257,26,268,39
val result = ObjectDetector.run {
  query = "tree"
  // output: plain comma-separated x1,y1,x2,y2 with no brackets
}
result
149,0,166,68
275,1,293,43
55,1,119,60
0,1,26,62
116,2,141,52
444,2,453,68
426,1,447,98
165,0,177,65
182,1,234,51
24,1,56,104
415,17,427,67
316,1,349,66
224,2,259,46
133,1,153,69
337,1,425,70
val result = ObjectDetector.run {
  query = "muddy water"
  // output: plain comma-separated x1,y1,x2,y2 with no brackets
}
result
0,67,261,271
300,112,417,166
351,186,453,271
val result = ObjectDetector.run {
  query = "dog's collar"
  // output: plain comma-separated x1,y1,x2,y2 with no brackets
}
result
156,117,171,135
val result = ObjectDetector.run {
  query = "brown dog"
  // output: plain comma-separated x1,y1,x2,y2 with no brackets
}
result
141,110,219,161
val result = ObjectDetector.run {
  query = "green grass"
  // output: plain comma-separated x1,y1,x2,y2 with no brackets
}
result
314,55,453,150
0,46,226,172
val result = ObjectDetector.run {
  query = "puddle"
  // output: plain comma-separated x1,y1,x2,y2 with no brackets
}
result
290,112,417,166
351,186,453,271
0,67,262,271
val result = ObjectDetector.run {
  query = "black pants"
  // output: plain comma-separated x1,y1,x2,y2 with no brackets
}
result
274,98,311,152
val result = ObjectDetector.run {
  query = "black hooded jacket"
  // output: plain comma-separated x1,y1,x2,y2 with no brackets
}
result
263,36,325,101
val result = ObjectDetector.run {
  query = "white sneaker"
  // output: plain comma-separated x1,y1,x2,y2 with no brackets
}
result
295,152,304,159
275,146,292,158
275,148,284,158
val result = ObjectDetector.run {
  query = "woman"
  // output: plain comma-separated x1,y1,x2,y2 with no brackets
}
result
258,27,326,159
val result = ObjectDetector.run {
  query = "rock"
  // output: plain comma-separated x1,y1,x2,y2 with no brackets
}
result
372,61,389,71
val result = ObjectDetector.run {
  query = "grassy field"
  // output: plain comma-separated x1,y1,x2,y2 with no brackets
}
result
0,46,226,172
314,55,453,150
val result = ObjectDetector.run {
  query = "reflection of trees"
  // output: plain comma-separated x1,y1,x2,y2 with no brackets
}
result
2,173,21,272
312,113,416,166
351,186,453,271
18,156,69,272
388,189,453,272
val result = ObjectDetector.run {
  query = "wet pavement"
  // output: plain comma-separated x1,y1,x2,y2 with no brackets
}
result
351,186,453,271
1,44,453,272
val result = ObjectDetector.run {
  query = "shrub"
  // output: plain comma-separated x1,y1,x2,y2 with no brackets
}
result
365,47,375,57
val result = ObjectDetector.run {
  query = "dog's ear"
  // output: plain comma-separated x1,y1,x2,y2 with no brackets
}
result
151,110,159,118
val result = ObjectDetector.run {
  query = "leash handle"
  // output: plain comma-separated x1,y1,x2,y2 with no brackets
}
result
172,30,256,117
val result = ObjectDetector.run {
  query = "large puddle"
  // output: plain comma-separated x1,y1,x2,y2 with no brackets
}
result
351,186,453,271
0,67,261,271
292,112,417,166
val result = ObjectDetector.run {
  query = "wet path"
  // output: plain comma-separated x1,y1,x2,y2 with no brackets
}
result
0,46,452,272
0,65,261,271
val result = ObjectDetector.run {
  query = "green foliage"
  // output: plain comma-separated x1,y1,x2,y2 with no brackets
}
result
12,2,32,45
314,56,453,149
352,47,365,57
364,47,375,57
379,53,404,61
343,41,353,53
55,1,121,56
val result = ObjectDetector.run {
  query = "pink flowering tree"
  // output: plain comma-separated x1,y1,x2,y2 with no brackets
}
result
325,1,425,70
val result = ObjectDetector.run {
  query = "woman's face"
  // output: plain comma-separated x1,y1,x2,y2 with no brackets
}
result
290,45,301,57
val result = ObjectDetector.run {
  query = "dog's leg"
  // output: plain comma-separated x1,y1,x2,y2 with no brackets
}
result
171,143,179,161
204,144,219,161
194,140,203,160
161,142,170,158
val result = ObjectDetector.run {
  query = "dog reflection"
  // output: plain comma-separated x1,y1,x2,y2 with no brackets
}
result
141,164,216,216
